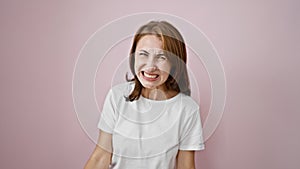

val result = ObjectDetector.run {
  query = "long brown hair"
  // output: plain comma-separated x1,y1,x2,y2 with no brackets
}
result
126,21,190,101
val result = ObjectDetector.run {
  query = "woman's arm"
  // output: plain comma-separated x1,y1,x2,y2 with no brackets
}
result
84,130,113,169
176,150,196,169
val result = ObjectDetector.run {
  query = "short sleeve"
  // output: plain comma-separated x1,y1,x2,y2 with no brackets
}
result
97,89,116,134
179,109,205,151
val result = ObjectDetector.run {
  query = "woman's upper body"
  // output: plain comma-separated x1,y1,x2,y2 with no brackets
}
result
95,82,204,169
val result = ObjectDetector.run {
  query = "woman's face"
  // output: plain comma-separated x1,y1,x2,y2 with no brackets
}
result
134,35,171,90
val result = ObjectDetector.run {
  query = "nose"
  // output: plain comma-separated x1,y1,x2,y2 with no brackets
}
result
145,55,157,72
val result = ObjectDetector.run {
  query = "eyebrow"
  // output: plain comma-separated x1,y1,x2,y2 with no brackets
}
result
139,49,165,55
139,50,149,54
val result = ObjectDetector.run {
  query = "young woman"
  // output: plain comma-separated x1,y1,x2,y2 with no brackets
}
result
84,21,204,169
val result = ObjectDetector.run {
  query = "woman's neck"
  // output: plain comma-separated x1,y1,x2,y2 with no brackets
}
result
141,86,178,101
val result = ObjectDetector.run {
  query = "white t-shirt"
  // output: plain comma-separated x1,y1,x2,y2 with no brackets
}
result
98,82,204,169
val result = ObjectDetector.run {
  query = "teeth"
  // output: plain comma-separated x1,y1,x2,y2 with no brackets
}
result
144,72,158,78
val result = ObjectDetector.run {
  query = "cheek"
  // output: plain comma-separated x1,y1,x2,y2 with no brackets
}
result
158,62,171,74
134,60,141,73
134,56,139,71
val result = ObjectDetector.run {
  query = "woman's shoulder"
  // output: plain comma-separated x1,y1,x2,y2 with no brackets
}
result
109,81,134,98
178,93,200,112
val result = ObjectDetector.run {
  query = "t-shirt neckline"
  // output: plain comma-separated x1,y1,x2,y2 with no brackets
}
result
139,92,182,103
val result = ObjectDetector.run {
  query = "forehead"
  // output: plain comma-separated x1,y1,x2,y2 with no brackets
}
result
136,35,163,51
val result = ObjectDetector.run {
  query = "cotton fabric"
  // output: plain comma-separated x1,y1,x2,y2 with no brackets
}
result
98,82,204,169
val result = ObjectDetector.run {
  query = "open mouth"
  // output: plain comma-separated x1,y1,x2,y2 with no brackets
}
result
141,71,159,80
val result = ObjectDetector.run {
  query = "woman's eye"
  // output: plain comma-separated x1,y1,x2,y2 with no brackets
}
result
138,53,148,56
157,55,167,60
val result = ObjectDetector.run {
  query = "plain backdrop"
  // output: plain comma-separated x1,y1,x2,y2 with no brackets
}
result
0,0,299,169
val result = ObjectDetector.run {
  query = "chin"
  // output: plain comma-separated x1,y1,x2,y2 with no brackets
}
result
140,83,158,89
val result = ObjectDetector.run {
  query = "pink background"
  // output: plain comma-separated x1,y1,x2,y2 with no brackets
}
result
1,0,299,169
